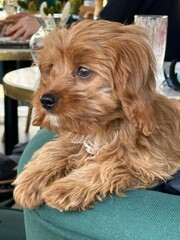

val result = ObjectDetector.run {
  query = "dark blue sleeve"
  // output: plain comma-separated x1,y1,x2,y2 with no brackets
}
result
99,0,161,24
99,0,144,23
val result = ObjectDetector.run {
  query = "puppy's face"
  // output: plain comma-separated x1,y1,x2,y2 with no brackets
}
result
33,20,157,135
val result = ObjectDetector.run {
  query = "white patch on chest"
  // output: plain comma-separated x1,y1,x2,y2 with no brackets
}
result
45,114,60,128
71,134,105,155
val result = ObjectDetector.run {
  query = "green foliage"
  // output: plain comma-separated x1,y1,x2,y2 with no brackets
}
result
49,6,55,15
41,1,62,15
42,7,49,15
55,1,62,12
70,0,82,15
29,1,37,13
17,0,37,13
17,0,82,16
17,0,28,10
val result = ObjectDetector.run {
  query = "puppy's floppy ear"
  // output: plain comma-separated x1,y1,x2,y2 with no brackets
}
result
112,25,157,135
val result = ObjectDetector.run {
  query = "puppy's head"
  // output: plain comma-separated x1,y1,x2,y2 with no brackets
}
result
33,19,157,135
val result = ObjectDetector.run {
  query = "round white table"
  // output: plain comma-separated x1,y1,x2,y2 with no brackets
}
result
3,66,40,154
3,66,40,93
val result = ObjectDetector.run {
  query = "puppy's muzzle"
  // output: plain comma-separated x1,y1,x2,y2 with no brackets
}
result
40,93,58,110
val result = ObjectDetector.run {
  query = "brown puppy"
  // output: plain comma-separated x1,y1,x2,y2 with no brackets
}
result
13,20,180,211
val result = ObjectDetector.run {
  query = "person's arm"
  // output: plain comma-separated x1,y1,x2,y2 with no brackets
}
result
100,0,163,24
19,128,180,240
4,12,40,40
99,0,144,23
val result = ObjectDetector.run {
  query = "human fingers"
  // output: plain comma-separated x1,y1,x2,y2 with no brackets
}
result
4,17,25,36
4,23,20,36
9,27,26,40
21,31,31,40
5,11,30,21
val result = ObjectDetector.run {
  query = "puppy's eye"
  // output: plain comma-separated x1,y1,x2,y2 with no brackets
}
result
76,67,92,79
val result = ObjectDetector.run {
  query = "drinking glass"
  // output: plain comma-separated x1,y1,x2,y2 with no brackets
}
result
134,15,168,88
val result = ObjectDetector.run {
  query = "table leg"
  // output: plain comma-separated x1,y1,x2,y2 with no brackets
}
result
3,60,31,155
4,96,18,155
3,61,18,155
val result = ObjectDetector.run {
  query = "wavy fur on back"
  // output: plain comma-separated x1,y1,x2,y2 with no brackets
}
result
13,20,180,211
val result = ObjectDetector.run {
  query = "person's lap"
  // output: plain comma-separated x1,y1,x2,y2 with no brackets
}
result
19,128,180,240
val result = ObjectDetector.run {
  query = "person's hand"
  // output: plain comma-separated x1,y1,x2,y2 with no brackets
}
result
5,12,40,40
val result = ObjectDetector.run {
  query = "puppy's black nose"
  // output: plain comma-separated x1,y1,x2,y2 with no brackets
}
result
40,93,58,110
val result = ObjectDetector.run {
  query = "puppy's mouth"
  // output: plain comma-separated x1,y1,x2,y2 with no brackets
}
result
37,90,121,134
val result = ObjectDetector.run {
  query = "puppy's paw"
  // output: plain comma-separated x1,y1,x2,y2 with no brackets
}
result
43,181,96,211
13,172,44,209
